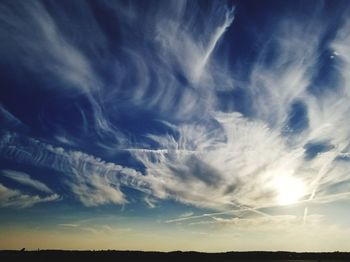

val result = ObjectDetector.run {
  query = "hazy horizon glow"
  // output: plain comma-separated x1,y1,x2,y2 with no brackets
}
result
1,0,350,251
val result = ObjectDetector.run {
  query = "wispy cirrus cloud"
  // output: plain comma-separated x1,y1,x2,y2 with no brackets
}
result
0,1,350,222
0,183,59,208
0,168,59,208
126,2,350,213
1,169,53,194
0,0,99,93
0,0,117,138
191,214,324,228
0,104,24,128
59,224,79,228
0,132,146,207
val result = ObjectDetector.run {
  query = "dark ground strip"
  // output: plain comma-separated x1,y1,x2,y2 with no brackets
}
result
0,251,349,262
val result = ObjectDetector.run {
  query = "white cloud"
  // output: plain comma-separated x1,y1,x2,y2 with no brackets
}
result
207,214,323,228
179,211,194,218
1,169,53,193
0,104,24,128
131,114,311,210
126,6,350,212
68,168,127,207
0,0,116,136
98,1,235,121
59,224,79,228
0,183,59,208
0,1,350,217
0,132,147,207
144,195,158,208
153,2,234,84
0,1,98,93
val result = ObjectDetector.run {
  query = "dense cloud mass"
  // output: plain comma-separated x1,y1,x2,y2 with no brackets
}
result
1,0,350,222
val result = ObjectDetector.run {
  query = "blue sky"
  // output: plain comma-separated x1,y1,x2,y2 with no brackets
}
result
1,0,350,251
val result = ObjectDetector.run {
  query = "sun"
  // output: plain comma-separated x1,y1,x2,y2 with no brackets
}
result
273,174,306,206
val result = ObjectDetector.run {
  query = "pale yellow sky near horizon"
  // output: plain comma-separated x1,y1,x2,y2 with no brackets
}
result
1,216,349,252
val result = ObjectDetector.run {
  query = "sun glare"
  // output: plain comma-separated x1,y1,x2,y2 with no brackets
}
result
274,174,306,206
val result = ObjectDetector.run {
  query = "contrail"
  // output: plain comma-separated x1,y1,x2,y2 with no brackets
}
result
166,202,271,223
121,148,201,154
166,208,250,223
304,148,346,224
303,207,308,225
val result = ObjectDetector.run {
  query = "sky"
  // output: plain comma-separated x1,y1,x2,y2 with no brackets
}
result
0,0,350,252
